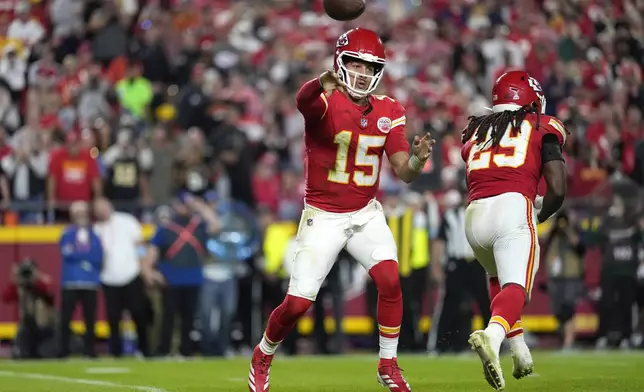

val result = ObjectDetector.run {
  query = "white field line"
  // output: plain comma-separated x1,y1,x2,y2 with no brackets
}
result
85,367,132,374
0,370,171,392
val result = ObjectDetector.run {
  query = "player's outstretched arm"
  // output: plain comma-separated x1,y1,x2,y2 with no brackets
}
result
388,133,436,183
295,71,346,122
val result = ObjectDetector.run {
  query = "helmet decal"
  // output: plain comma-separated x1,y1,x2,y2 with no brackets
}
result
527,76,543,93
337,32,349,48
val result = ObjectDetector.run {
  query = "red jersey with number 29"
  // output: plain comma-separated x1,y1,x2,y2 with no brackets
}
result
295,79,410,213
462,113,566,203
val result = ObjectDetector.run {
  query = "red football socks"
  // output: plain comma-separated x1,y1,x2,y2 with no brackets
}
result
260,294,312,355
488,284,525,334
489,277,525,338
369,260,403,359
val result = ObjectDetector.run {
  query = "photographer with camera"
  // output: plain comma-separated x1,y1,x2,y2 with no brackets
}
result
2,258,55,358
542,209,586,351
58,200,103,358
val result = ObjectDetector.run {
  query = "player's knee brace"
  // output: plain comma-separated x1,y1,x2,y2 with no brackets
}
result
369,260,402,299
278,294,313,325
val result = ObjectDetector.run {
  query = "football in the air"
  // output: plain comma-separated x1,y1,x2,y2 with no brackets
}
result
323,0,366,21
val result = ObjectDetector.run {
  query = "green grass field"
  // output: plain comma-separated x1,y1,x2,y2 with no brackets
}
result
0,351,642,391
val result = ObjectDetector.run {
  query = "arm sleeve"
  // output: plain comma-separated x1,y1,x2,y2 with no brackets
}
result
384,103,409,157
541,133,564,164
295,78,328,122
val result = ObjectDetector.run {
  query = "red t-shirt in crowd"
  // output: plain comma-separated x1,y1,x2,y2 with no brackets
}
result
48,147,99,202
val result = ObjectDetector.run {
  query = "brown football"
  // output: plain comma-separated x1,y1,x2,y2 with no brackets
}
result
323,0,366,21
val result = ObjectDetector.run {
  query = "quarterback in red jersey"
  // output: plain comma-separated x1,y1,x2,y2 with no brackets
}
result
248,28,435,392
461,70,567,391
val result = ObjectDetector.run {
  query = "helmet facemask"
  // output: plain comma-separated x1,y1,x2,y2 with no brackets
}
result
336,53,385,99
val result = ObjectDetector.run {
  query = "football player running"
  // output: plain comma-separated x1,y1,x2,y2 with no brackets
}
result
247,28,435,392
461,71,568,391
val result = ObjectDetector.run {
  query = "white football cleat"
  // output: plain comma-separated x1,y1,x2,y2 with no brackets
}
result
469,330,505,391
510,345,534,379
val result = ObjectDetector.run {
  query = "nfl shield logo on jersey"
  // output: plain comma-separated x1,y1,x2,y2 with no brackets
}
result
360,118,368,128
307,218,313,226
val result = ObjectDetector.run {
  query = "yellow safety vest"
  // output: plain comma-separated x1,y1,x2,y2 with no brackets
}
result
387,208,429,277
263,221,298,278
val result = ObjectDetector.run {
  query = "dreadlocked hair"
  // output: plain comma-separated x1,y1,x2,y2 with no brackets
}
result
461,103,541,147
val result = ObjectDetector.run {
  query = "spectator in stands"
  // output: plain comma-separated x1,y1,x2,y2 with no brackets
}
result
102,128,153,214
0,128,48,222
47,131,102,221
94,198,151,358
7,1,45,52
115,61,153,122
58,200,103,358
27,43,59,86
0,85,20,134
76,63,112,128
148,126,175,206
49,0,84,40
176,63,211,131
0,42,26,100
87,3,128,67
210,105,255,208
135,24,173,85
174,127,211,197
252,152,280,212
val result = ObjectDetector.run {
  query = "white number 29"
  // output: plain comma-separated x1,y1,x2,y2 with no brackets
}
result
467,121,533,172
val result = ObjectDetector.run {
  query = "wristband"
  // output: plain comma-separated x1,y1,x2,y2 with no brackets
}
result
408,154,425,172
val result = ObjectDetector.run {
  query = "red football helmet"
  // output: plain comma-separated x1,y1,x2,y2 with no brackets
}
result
333,28,386,98
492,71,547,114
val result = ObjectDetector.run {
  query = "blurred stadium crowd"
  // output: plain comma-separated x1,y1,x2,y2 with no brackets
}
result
0,0,644,357
0,0,640,217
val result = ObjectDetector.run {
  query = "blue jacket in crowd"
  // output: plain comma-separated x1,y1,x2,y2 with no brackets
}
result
151,215,208,287
59,225,103,288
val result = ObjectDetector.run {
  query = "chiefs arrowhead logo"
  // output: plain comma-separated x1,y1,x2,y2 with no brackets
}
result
337,33,348,48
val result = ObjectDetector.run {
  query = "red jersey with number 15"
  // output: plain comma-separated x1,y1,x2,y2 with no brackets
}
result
295,79,410,213
461,113,566,203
